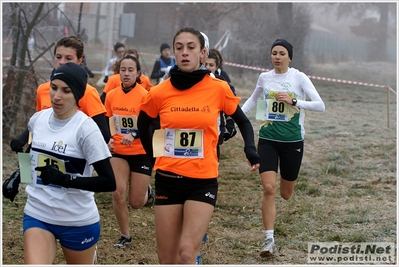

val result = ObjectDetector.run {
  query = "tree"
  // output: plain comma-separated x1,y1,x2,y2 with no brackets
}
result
333,3,395,61
117,2,312,76
2,2,88,140
225,3,311,74
3,3,46,140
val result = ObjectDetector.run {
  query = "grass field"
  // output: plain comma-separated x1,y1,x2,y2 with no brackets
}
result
2,61,397,265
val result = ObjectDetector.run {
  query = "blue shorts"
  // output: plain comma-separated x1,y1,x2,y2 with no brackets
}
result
23,214,100,251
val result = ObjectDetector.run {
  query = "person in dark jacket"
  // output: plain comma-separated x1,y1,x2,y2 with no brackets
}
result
150,43,175,85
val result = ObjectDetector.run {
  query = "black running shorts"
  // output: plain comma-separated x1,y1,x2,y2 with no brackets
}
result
257,138,304,181
154,170,218,206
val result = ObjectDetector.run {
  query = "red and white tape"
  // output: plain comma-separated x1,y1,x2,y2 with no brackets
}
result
223,61,396,95
141,52,396,95
4,51,396,95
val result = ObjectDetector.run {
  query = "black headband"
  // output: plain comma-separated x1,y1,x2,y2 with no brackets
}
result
271,39,293,60
51,62,87,107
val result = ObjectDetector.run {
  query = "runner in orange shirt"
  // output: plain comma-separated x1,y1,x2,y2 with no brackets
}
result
137,27,260,264
101,48,153,103
104,55,154,249
10,36,110,154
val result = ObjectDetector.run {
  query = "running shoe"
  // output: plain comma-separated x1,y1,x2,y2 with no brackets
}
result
196,234,207,264
260,238,277,257
144,184,155,207
196,253,202,265
114,236,132,248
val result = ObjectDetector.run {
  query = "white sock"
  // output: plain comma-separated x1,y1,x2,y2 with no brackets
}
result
265,230,274,241
121,233,130,239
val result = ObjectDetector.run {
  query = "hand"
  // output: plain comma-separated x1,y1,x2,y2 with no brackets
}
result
120,134,134,146
244,145,261,168
248,161,260,172
276,92,287,102
103,75,108,83
35,165,71,188
107,138,114,152
10,139,24,153
88,71,95,78
2,167,21,202
223,119,237,141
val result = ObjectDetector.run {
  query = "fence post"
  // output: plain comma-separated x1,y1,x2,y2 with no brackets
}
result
387,86,390,129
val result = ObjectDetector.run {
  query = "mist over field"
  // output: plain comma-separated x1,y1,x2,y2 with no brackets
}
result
2,3,396,139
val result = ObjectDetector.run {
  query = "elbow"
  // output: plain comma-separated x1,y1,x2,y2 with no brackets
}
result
103,131,111,144
320,102,326,112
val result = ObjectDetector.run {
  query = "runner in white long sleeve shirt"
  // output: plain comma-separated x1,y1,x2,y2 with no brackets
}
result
241,39,325,257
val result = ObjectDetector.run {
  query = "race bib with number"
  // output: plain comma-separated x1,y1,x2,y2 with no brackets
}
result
164,128,204,158
35,154,66,186
256,99,289,122
113,114,138,134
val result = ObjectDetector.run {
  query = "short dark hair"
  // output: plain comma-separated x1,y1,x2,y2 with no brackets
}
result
207,50,220,68
114,42,125,52
54,36,84,60
209,48,224,69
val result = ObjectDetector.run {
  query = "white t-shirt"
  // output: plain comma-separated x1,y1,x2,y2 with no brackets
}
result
24,109,111,226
